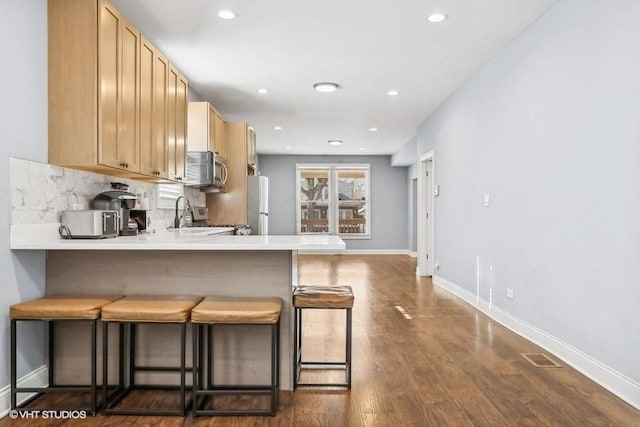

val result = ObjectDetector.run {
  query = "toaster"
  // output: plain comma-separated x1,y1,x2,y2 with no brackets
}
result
60,210,119,239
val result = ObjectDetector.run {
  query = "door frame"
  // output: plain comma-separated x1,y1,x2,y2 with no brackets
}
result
417,150,435,277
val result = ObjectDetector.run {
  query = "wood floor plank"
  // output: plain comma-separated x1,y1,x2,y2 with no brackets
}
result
2,255,638,426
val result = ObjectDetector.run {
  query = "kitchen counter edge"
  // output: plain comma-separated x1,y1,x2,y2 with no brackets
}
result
10,224,346,251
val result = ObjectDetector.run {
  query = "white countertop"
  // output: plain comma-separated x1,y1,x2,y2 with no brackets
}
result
10,224,346,251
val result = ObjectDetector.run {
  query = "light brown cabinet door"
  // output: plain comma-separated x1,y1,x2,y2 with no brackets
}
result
167,66,177,180
176,72,188,182
98,2,120,169
153,51,169,178
167,65,188,182
139,37,155,176
214,109,227,160
208,107,217,153
98,2,139,172
119,19,140,172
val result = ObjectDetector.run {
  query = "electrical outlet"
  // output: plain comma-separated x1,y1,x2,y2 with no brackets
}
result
507,288,514,300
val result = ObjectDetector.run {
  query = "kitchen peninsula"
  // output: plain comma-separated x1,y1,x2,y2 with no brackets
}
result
11,224,345,390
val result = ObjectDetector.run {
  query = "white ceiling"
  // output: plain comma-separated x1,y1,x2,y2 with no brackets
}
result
111,0,556,155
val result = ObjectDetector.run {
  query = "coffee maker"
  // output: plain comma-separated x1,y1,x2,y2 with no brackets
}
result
92,183,138,236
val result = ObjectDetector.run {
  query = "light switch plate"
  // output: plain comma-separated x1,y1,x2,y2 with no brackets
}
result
483,193,491,207
433,185,440,196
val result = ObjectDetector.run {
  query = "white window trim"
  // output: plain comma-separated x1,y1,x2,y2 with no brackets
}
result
296,163,371,239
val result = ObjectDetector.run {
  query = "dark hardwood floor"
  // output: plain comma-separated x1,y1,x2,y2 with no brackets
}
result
3,255,639,426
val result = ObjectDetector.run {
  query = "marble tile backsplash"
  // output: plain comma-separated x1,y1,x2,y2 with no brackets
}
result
10,157,204,226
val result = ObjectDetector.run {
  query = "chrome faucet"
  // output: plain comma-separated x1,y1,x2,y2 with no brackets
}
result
174,195,192,229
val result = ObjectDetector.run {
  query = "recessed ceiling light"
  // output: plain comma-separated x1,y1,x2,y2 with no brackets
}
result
285,146,292,150
328,140,343,146
427,12,448,23
368,127,378,132
388,90,399,96
217,9,237,20
274,126,283,130
313,82,340,93
359,147,367,151
257,88,269,94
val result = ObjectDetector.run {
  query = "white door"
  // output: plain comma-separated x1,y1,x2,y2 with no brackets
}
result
417,151,435,277
425,159,434,276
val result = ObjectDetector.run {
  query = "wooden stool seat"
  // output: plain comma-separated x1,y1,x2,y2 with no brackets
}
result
101,295,203,416
101,295,203,323
293,285,354,308
192,297,282,324
10,294,122,416
10,295,123,320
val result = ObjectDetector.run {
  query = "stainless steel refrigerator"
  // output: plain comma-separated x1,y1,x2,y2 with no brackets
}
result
247,176,269,235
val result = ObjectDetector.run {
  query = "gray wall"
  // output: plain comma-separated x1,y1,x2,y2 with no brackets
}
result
391,135,417,167
0,0,48,388
258,155,408,250
416,0,640,382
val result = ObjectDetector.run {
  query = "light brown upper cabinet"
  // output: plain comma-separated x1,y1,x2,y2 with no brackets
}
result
48,0,188,182
187,102,227,159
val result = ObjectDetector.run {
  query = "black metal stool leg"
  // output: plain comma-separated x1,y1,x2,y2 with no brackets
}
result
102,320,109,411
10,319,17,410
118,323,125,389
207,324,213,389
346,308,352,389
48,321,55,387
293,307,300,388
90,319,97,415
180,322,186,416
192,323,198,415
129,323,136,387
271,322,278,415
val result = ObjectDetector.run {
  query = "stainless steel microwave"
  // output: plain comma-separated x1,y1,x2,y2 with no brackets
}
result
186,151,228,189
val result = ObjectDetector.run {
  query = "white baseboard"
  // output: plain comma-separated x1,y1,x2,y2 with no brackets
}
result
0,365,48,419
300,249,413,255
432,275,640,411
408,251,418,258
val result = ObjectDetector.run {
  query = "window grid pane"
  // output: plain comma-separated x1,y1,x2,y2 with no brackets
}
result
299,170,330,234
337,170,367,235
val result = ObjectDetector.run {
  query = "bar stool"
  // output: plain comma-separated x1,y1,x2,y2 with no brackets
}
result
293,285,354,389
191,297,282,416
10,295,123,415
101,295,203,416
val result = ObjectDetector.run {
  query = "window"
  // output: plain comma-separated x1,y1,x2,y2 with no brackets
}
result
296,164,370,239
156,183,183,209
